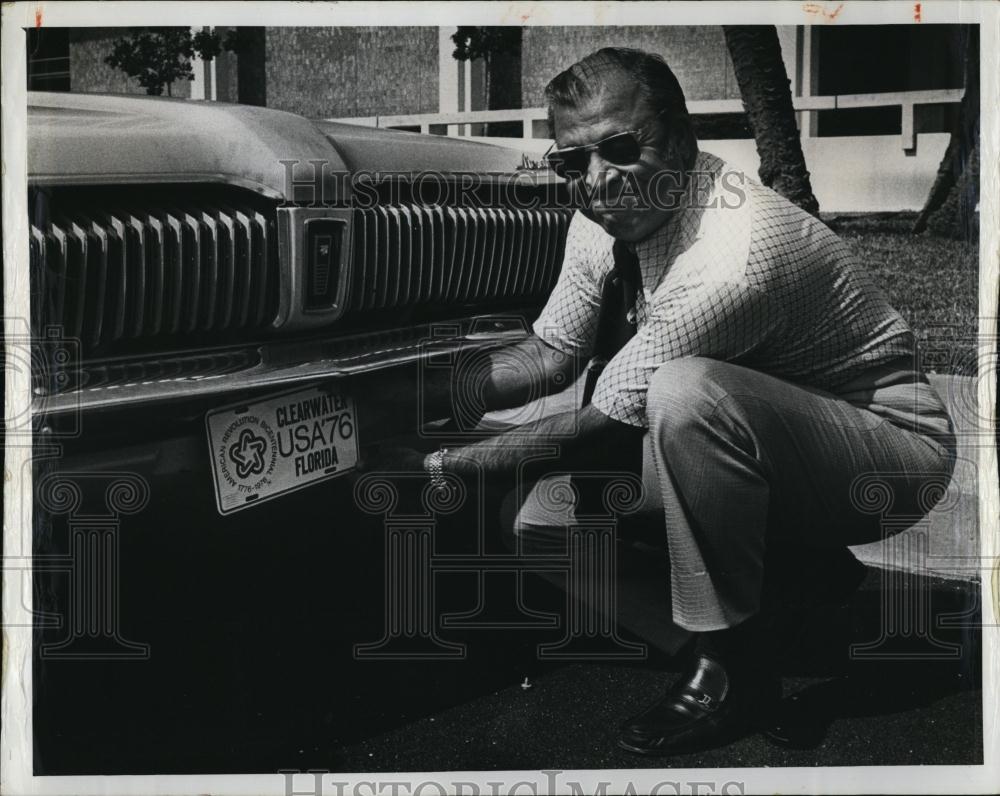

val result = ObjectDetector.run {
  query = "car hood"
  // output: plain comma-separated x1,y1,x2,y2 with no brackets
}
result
311,120,523,175
27,92,541,203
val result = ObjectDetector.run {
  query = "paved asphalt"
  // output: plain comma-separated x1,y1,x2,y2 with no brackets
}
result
35,562,982,773
329,569,984,772
32,473,982,775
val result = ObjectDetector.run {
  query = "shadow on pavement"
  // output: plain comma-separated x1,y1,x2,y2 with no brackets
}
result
31,474,982,774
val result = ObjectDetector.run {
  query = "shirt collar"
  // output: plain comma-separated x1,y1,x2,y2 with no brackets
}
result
632,201,685,293
631,150,719,290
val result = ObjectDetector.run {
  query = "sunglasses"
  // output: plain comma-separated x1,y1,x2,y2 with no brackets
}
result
545,109,668,180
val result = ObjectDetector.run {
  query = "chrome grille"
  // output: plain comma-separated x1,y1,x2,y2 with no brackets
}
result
348,205,573,311
30,204,279,349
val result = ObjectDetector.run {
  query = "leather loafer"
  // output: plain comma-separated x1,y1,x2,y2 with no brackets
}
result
617,652,780,756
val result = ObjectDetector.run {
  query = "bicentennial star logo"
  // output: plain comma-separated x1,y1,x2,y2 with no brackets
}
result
228,428,268,478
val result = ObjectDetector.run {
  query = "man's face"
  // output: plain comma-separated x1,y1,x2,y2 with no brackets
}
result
552,81,683,242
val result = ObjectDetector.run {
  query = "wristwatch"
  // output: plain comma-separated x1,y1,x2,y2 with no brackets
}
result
426,448,449,493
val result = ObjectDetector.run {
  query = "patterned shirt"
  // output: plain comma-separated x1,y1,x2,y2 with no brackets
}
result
532,151,916,428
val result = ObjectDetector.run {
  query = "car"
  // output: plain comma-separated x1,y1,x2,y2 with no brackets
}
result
28,90,573,514
26,90,579,772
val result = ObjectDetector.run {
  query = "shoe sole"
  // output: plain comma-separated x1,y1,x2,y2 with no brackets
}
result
616,723,750,757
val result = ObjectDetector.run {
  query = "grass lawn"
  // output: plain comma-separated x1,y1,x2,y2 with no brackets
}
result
825,213,979,376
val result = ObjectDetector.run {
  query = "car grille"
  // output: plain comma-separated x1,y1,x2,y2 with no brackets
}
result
30,204,280,350
347,204,573,311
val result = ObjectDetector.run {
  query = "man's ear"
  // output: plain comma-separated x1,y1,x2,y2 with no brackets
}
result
677,121,698,171
659,133,696,179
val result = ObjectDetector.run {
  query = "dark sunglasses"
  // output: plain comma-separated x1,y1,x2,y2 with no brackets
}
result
545,109,668,180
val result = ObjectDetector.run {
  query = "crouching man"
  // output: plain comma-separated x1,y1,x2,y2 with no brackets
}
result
368,47,955,755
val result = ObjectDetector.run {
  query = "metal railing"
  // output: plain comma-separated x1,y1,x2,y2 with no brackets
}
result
27,55,71,89
327,89,963,153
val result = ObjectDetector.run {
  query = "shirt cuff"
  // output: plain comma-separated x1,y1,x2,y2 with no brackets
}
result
590,387,649,429
531,316,585,356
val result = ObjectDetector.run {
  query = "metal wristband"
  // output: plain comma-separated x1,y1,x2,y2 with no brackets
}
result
427,448,448,492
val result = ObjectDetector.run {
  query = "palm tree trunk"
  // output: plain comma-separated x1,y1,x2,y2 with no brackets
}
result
913,25,978,236
723,26,819,216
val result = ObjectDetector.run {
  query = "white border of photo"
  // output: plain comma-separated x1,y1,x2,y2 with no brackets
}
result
2,2,997,794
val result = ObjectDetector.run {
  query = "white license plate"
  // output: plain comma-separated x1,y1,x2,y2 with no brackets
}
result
205,385,359,515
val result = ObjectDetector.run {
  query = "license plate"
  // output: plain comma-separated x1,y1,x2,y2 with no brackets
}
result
205,385,359,515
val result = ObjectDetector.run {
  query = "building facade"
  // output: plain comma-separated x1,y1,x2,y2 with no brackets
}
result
27,24,969,211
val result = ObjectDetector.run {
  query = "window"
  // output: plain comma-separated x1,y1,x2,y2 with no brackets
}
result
27,28,70,92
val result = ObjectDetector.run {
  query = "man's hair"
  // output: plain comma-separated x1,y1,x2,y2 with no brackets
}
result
544,47,697,168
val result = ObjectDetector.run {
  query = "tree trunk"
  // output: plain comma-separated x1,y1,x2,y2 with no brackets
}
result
723,26,819,216
913,25,979,238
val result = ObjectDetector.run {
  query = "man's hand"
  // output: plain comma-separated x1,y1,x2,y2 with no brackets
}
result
433,402,644,488
358,441,430,474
